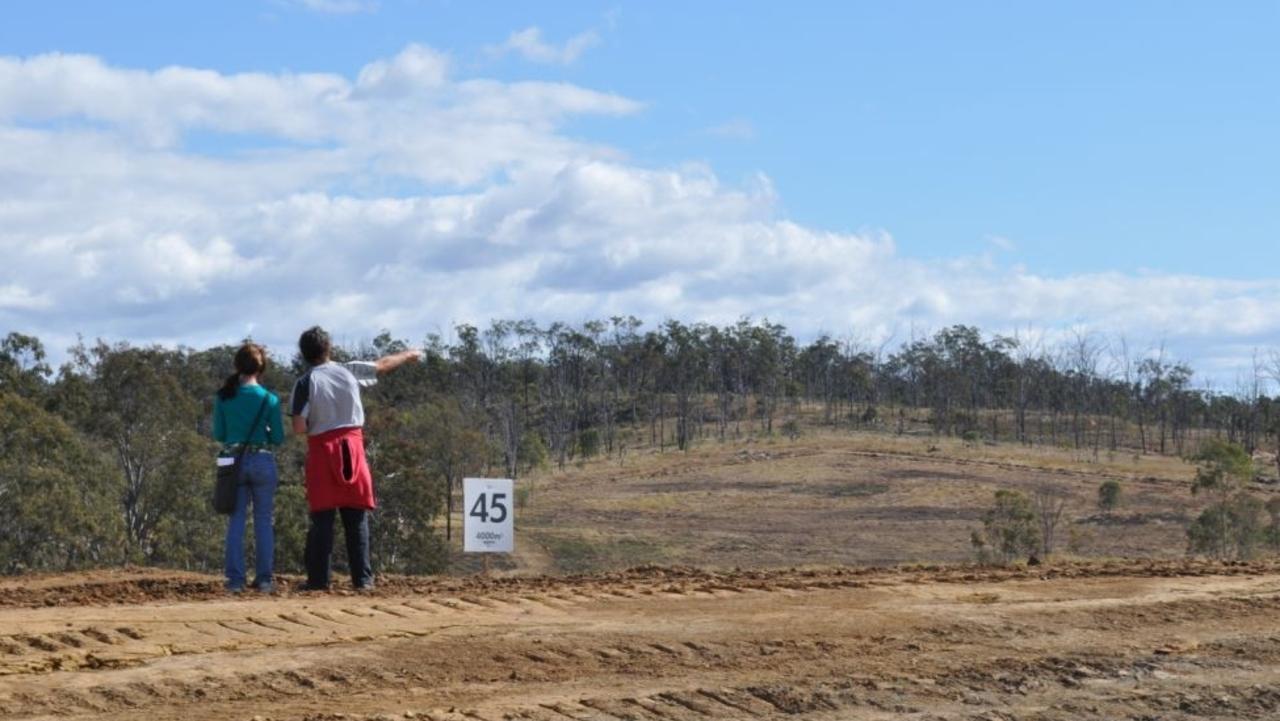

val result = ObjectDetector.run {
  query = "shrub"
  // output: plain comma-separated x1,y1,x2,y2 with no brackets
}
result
577,428,601,458
0,392,124,573
518,431,549,473
1266,498,1280,551
1187,493,1266,560
1191,439,1254,496
971,489,1040,565
1186,440,1259,560
781,419,801,441
1097,480,1122,515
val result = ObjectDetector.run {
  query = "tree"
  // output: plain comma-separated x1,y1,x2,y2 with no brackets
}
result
1191,439,1254,497
400,399,490,543
0,392,123,573
1188,494,1266,560
1187,440,1261,559
1031,483,1069,558
971,490,1040,565
1265,498,1280,551
1270,350,1280,479
1097,480,1122,516
59,341,218,565
365,402,462,573
0,332,51,400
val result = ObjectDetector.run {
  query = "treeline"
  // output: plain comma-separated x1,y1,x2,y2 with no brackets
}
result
1,320,1278,575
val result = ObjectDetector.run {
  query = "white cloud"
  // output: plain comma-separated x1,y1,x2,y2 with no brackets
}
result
0,285,50,311
488,27,601,65
0,46,1275,384
0,48,639,182
354,44,449,96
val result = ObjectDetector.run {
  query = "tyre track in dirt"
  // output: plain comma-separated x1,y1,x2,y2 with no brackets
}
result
4,563,1280,720
6,559,1280,608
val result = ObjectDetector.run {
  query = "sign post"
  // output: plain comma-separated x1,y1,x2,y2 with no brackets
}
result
463,478,515,565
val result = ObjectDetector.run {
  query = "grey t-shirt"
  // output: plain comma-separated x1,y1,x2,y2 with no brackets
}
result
290,361,378,435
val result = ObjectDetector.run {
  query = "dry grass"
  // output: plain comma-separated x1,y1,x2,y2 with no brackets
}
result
456,424,1278,575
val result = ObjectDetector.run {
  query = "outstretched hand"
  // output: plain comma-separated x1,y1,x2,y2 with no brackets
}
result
374,349,423,374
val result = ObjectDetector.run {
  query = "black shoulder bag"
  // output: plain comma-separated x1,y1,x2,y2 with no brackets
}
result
213,396,270,515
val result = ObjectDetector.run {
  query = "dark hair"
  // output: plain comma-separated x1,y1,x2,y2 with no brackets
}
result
299,326,331,366
217,343,268,401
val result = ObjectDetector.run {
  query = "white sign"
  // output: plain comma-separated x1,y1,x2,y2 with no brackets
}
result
463,477,515,553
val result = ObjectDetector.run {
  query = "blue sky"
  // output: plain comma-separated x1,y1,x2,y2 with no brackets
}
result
0,1,1278,382
5,1,1275,276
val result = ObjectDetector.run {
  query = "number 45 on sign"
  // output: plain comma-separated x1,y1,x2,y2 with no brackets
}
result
463,478,514,553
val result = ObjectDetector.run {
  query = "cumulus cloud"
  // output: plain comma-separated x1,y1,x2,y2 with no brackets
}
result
488,27,601,65
354,43,449,96
0,46,1275,383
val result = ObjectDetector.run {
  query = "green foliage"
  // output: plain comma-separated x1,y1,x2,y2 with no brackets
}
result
1190,439,1254,497
1187,493,1266,560
517,431,549,473
271,481,312,574
1185,440,1261,560
0,392,123,573
1097,480,1122,515
971,489,1040,565
360,334,436,409
1266,498,1280,551
0,333,51,401
781,418,801,441
369,399,486,573
577,428,601,458
63,342,217,563
6,319,1280,577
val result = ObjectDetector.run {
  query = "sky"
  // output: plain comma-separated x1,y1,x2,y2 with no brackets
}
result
0,1,1277,386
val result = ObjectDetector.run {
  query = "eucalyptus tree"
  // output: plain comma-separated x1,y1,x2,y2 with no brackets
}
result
0,332,51,401
0,391,123,573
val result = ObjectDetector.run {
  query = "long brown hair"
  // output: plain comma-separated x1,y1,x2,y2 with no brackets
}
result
217,342,268,401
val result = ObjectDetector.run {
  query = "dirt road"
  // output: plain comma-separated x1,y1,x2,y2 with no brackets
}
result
3,561,1280,720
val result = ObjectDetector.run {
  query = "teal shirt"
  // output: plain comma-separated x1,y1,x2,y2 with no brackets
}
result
213,384,285,447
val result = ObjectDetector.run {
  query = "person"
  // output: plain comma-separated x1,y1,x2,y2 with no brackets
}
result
290,326,421,591
213,342,285,594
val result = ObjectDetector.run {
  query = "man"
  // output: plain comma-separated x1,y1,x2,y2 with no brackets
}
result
290,326,421,591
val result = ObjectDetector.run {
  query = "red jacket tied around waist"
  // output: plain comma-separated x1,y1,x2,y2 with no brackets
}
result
305,427,376,512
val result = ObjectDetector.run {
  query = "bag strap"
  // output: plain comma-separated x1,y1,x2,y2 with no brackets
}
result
233,395,271,465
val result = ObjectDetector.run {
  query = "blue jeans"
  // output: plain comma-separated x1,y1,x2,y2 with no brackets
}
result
224,452,278,589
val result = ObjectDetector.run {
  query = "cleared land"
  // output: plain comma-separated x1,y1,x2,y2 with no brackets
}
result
4,562,1280,720
5,432,1280,720
516,430,1267,572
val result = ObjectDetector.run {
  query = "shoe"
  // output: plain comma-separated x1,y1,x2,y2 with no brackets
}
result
354,582,375,593
224,583,245,594
294,581,328,592
256,581,276,594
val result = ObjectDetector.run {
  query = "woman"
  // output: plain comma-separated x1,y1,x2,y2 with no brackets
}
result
213,343,285,593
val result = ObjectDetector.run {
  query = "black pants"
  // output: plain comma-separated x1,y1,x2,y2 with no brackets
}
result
305,508,372,589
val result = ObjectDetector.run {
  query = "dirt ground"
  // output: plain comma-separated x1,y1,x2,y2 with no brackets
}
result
4,561,1280,720
516,431,1251,572
7,433,1280,720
